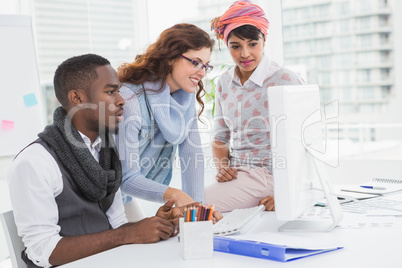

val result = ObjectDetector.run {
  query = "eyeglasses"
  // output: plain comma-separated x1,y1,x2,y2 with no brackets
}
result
180,55,214,73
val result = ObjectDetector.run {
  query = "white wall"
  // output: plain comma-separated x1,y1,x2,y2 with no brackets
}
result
382,0,402,136
0,179,12,265
327,158,402,185
251,0,284,65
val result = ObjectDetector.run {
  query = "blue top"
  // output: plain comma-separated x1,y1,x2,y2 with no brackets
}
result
115,81,205,203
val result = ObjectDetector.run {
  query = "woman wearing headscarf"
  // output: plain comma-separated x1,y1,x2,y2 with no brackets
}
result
205,0,305,212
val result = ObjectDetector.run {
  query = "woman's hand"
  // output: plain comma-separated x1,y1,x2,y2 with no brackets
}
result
258,196,275,211
216,165,237,182
163,187,195,207
212,210,223,223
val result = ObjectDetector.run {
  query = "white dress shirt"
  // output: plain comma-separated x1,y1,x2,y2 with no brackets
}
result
7,133,128,268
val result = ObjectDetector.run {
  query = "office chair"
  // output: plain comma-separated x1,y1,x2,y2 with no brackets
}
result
0,211,27,268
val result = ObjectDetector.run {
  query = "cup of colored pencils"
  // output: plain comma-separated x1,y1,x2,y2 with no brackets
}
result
180,204,214,260
184,204,215,222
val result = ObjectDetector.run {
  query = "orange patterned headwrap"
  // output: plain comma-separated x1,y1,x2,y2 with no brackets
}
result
210,0,269,45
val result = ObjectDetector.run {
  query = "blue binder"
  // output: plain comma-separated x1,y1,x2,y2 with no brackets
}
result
214,236,343,262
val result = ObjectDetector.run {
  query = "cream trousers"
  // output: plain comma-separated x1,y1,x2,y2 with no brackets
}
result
204,167,274,212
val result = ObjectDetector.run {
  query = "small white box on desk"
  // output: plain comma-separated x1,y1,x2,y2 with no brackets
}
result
179,218,213,260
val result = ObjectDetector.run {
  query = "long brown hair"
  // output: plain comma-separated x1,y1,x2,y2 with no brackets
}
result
118,23,215,117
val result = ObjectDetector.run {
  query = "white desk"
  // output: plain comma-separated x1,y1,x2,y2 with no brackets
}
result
61,205,402,268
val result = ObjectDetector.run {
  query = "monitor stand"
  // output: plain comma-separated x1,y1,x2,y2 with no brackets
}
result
278,155,343,232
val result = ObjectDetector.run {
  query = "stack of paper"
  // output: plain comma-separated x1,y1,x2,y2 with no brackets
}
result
340,179,402,196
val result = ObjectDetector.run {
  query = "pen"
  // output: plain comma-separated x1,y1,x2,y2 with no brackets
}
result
360,185,386,190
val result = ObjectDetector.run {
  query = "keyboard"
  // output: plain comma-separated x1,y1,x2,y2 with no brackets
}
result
340,197,402,214
213,205,265,236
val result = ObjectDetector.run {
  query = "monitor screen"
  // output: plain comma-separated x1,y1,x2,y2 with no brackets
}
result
267,84,342,232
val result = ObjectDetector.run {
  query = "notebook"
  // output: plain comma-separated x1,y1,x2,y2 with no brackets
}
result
340,178,402,195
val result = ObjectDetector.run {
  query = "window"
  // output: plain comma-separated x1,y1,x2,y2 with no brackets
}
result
306,23,315,36
338,19,351,33
320,87,332,102
378,0,388,8
379,15,390,26
359,87,376,100
357,51,376,64
360,104,376,113
340,104,356,114
358,69,371,82
359,0,372,12
358,34,373,48
338,36,352,50
283,9,296,22
283,26,296,39
318,72,332,85
282,0,400,153
381,86,391,97
380,50,391,62
284,42,295,55
338,71,352,84
2,0,399,158
380,68,390,80
337,53,354,66
301,56,313,67
340,87,354,101
356,16,372,30
316,22,330,35
315,38,331,52
380,33,390,44
296,6,312,20
337,1,350,15
314,4,330,19
316,56,332,68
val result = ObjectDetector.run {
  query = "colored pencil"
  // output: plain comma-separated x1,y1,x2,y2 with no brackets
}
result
192,207,196,222
202,205,208,221
196,205,202,221
207,205,215,221
184,207,188,222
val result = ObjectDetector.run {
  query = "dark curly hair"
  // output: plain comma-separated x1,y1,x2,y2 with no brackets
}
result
118,23,215,117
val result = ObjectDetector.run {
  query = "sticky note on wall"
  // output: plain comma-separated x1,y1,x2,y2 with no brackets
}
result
1,120,15,130
23,93,38,107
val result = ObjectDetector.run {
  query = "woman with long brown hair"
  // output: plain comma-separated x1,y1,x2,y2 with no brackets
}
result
116,23,216,215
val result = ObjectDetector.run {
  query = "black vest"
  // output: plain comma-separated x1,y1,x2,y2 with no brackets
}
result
20,139,114,268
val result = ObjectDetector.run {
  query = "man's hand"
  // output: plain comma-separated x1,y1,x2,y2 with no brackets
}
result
156,198,200,221
258,196,275,211
156,199,223,225
216,165,237,182
155,199,201,236
123,216,176,243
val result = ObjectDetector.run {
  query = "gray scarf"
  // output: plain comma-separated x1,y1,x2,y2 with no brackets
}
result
38,107,122,201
